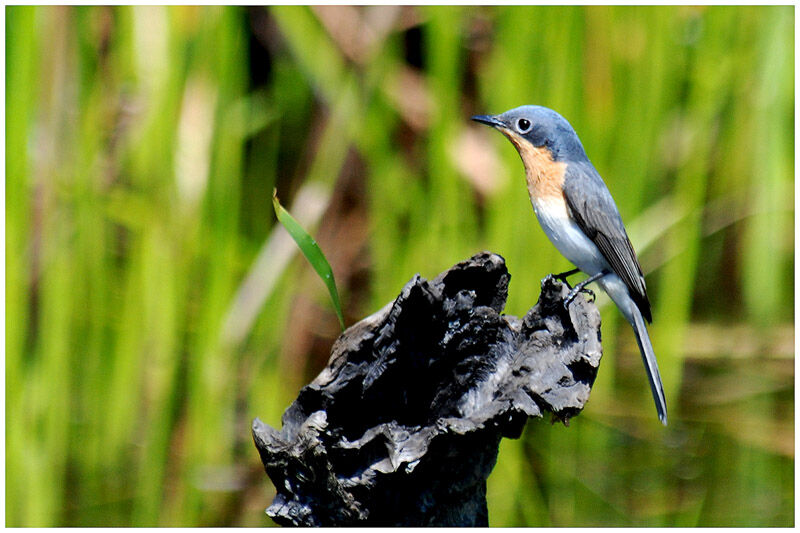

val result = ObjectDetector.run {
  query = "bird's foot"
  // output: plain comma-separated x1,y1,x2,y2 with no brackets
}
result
552,268,580,289
564,286,595,307
561,270,609,310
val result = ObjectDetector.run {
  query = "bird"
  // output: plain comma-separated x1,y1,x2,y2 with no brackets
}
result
472,105,667,425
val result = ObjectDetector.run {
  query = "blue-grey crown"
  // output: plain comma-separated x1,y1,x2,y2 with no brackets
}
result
495,105,589,162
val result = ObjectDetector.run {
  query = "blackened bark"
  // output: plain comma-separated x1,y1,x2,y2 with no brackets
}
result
252,251,602,526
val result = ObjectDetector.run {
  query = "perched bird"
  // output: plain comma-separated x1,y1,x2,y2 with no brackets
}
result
472,105,667,425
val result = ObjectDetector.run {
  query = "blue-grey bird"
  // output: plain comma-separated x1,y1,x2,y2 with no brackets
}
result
472,105,667,425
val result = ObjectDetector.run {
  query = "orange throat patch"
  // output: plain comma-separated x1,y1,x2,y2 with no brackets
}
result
501,129,566,203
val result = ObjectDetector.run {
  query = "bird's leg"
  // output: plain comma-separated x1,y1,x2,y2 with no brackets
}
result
564,270,609,307
553,268,581,289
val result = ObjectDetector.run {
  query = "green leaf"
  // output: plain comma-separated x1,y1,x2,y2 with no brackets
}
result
272,189,345,331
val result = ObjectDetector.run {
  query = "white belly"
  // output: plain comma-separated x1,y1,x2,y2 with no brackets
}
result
532,196,608,276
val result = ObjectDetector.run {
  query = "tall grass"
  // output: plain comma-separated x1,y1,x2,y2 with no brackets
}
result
6,5,794,527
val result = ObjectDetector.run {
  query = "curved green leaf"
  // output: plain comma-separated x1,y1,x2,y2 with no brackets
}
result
272,190,345,331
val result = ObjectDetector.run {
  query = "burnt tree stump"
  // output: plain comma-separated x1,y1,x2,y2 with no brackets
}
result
252,251,602,526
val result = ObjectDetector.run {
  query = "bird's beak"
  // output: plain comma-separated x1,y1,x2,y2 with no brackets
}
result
471,114,505,129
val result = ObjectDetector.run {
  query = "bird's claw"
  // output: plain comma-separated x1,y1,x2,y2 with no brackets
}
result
563,286,596,309
552,268,580,289
561,269,608,309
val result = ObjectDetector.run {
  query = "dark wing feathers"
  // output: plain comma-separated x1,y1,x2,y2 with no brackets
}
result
563,163,652,323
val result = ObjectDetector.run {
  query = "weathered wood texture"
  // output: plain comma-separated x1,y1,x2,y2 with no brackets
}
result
252,252,602,526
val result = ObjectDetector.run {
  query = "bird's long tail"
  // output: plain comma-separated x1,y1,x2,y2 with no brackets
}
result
631,308,668,425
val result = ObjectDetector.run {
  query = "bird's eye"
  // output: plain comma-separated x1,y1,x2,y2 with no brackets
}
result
517,118,531,133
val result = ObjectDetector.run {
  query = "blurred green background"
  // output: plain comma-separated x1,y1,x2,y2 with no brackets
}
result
6,5,794,527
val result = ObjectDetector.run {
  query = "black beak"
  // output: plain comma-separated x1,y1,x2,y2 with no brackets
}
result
471,114,505,128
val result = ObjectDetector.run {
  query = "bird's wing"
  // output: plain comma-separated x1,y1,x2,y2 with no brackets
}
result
562,163,652,322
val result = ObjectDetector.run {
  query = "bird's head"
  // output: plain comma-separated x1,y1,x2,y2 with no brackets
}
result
471,105,588,163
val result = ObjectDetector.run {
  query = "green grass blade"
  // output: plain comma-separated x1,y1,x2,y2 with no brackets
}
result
272,190,345,330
